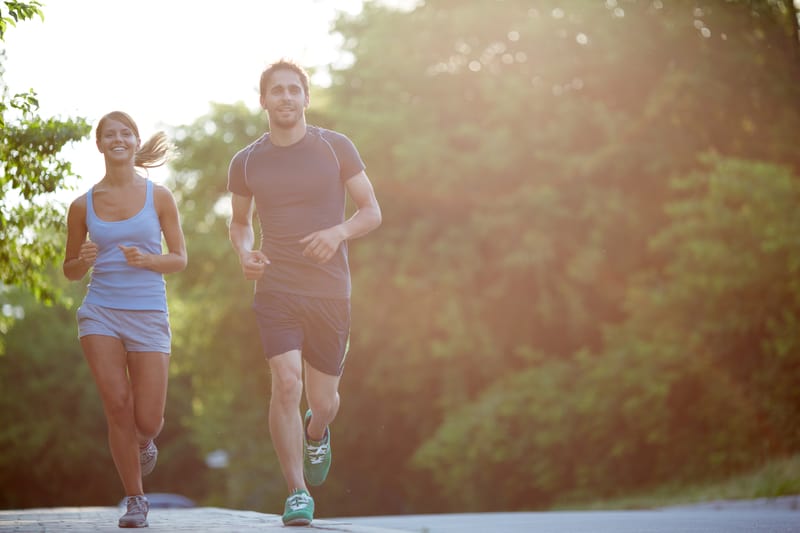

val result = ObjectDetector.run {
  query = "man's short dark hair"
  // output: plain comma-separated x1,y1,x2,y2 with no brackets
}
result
259,59,310,99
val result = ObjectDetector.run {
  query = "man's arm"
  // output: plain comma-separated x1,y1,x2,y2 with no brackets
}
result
230,193,269,280
341,170,382,240
300,170,382,264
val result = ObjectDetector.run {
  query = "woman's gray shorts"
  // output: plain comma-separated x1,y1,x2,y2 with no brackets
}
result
77,303,171,354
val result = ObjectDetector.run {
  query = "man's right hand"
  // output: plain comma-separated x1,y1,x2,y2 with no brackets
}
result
240,250,270,280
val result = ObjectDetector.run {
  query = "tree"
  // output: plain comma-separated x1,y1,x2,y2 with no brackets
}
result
412,156,800,508
0,0,91,318
322,0,800,511
156,0,800,513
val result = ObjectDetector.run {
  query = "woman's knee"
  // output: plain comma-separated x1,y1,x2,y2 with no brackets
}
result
103,391,135,426
135,414,164,439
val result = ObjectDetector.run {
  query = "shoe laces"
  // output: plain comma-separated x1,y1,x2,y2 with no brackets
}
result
287,491,311,511
306,440,329,465
126,495,148,514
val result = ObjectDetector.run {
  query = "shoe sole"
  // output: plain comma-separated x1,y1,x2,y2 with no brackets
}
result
118,520,148,528
284,517,311,526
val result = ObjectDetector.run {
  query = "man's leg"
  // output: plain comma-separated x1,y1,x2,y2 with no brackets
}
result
302,363,340,487
304,363,341,441
268,349,306,492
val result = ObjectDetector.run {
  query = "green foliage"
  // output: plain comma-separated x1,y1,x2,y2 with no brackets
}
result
411,156,800,509
0,1,43,42
323,0,800,513
3,0,800,515
1,1,91,313
648,155,800,451
0,282,118,507
556,453,800,510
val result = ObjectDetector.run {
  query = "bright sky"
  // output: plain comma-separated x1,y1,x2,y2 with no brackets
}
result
2,0,366,199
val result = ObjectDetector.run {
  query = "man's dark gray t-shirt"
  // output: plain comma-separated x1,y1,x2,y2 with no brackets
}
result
227,126,365,299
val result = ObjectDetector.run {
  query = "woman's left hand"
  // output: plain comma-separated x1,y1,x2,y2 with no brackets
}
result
119,244,151,269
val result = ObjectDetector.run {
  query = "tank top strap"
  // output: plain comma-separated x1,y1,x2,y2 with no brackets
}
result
145,179,154,209
85,185,96,225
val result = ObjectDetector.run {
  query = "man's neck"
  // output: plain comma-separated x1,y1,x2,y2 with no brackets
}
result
269,120,307,147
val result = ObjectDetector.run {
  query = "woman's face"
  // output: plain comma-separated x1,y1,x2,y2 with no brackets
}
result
96,118,139,162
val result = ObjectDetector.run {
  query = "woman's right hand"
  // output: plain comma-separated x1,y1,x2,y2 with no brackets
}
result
78,240,98,266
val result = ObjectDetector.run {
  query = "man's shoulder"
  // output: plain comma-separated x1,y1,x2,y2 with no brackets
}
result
232,133,271,162
309,125,351,144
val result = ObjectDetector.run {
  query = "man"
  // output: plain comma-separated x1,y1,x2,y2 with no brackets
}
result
227,59,382,526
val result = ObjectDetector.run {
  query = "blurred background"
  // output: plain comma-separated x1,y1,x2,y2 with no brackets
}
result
2,0,799,518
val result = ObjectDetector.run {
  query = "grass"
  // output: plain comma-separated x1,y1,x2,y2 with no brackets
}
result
554,454,800,511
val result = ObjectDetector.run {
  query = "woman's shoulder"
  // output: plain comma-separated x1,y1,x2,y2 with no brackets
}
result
68,191,89,211
152,182,178,210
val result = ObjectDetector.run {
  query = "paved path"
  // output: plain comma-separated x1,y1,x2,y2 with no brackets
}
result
1,497,798,532
343,508,800,533
0,507,404,532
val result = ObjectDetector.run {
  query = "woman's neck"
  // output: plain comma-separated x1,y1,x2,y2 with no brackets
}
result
102,164,139,186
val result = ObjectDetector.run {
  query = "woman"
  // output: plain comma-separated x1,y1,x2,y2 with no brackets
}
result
63,111,187,528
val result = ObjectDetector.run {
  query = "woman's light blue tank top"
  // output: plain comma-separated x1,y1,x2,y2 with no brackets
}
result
84,179,167,311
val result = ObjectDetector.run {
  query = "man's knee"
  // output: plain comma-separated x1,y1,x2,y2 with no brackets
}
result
270,354,304,403
309,391,340,421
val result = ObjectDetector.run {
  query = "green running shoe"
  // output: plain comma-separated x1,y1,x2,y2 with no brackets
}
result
282,488,314,526
303,409,332,486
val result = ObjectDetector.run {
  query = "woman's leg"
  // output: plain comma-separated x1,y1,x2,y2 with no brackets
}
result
127,351,170,444
81,335,142,496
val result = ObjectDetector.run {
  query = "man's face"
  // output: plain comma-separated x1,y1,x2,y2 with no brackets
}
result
261,69,308,129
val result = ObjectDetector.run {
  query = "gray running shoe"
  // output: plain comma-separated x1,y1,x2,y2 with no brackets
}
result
118,494,149,528
139,440,158,477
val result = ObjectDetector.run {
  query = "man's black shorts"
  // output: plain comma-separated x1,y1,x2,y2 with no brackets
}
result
252,290,350,376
